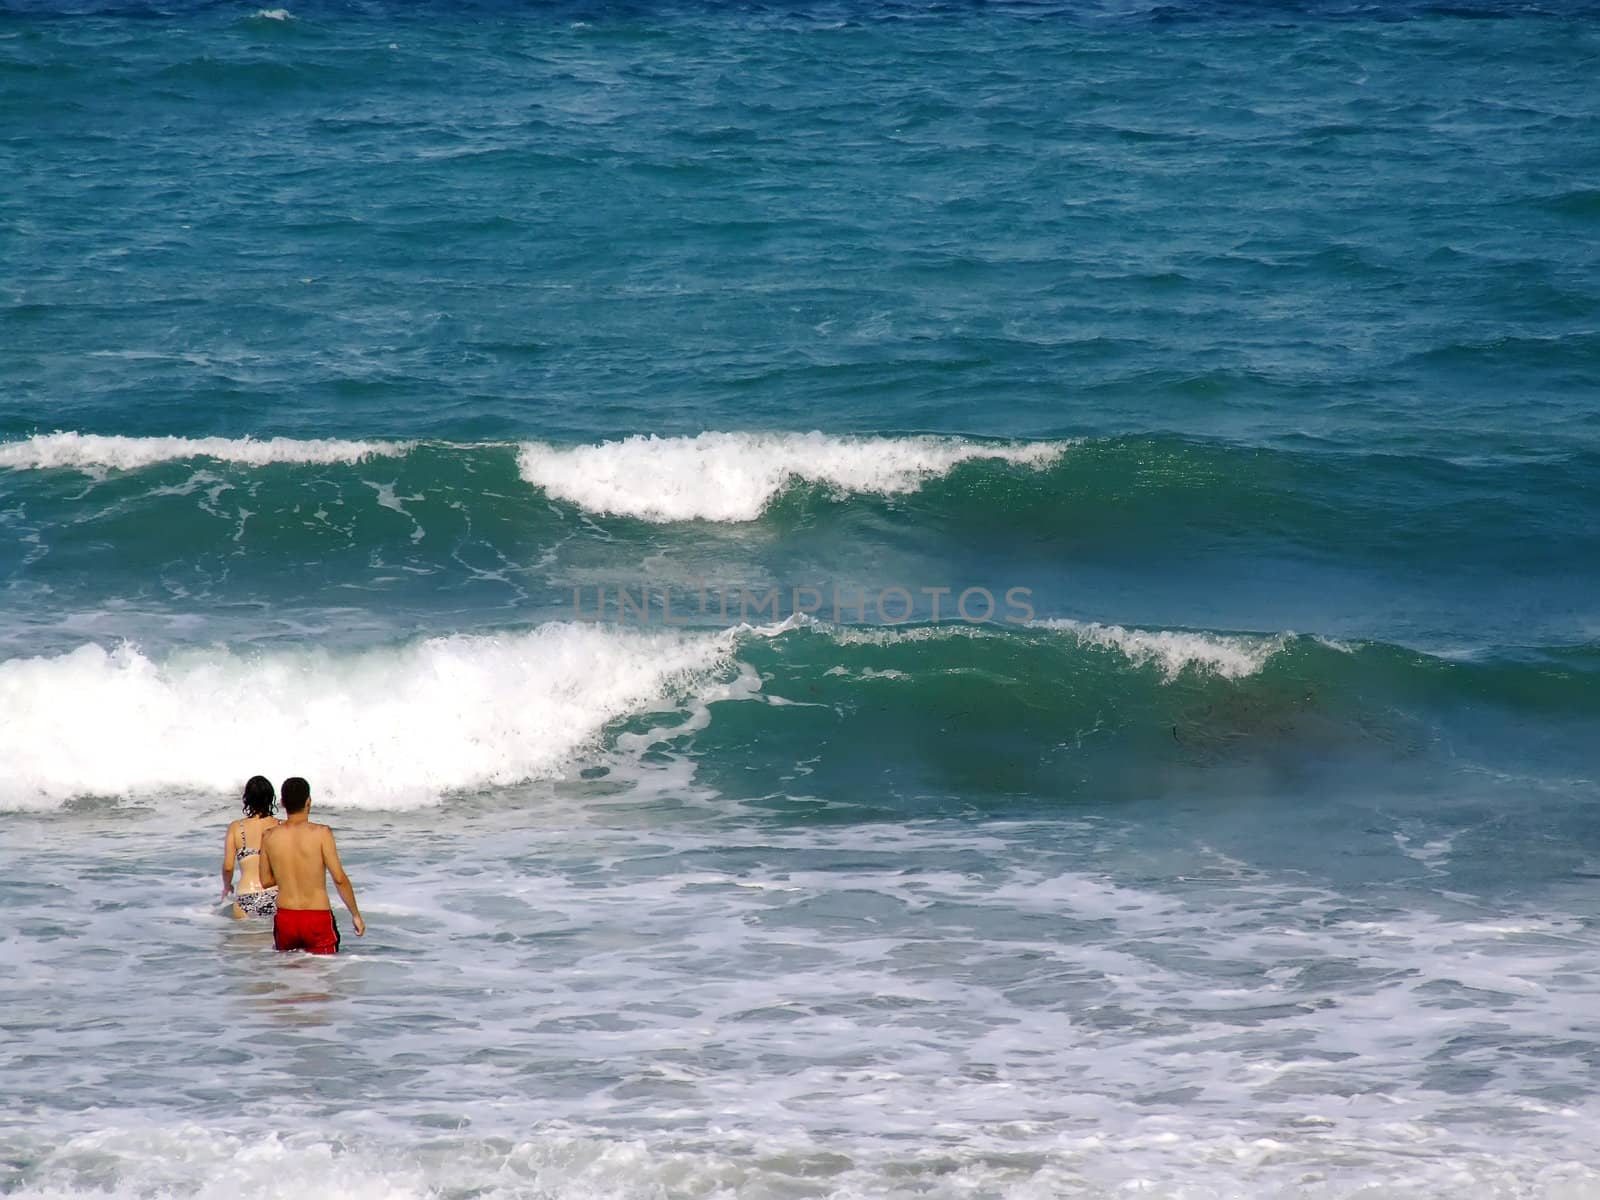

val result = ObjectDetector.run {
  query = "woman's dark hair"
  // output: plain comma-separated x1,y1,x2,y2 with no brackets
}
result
242,775,276,818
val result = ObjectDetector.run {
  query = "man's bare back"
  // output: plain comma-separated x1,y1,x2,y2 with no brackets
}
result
259,778,364,952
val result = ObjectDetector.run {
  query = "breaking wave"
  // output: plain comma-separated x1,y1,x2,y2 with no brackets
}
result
0,622,738,810
0,432,411,471
3,615,1592,812
514,432,1070,522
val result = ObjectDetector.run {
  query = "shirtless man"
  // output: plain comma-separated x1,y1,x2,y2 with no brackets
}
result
259,777,366,954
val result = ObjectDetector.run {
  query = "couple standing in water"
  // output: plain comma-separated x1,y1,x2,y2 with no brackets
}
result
221,776,366,954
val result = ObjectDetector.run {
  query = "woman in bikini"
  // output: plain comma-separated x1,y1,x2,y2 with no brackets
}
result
221,776,282,918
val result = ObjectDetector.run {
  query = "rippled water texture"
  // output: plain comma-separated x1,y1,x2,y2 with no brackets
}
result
3,2,1599,1197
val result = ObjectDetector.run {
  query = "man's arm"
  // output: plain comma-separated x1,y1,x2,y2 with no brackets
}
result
258,829,277,889
220,821,238,900
322,828,365,936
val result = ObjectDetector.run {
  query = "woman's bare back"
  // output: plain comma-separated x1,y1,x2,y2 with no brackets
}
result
231,816,280,893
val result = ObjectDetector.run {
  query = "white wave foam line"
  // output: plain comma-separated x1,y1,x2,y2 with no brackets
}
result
516,431,1069,522
805,617,1284,680
1040,619,1288,680
0,624,739,811
12,1122,1600,1200
0,432,411,472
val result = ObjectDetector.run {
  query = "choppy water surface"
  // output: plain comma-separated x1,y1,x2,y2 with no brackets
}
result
2,1,1598,1196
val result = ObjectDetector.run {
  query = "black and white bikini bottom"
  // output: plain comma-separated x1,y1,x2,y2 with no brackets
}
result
236,887,278,918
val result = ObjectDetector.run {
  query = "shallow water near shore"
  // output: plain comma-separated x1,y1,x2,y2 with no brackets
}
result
5,770,1600,1198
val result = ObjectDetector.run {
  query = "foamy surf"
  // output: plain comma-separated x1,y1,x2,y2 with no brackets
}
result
0,616,1292,812
515,431,1070,522
0,432,411,471
814,616,1288,680
1038,618,1290,680
11,1105,1600,1200
0,623,740,810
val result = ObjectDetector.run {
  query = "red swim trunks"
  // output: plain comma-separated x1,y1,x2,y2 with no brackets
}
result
273,909,340,955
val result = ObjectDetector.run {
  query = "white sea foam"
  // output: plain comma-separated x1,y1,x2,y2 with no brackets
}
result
6,808,1600,1198
1040,618,1288,679
0,623,741,810
817,616,1286,680
0,615,1282,812
0,432,410,472
253,8,292,19
515,431,1069,522
11,1121,1600,1200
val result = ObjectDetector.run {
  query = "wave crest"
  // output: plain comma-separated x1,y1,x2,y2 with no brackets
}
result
516,431,1069,522
1039,618,1292,679
0,432,411,471
0,624,736,810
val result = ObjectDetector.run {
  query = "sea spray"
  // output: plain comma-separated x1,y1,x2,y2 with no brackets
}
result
0,623,741,810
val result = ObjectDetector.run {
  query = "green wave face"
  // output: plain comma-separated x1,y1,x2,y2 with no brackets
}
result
608,624,1600,817
4,435,1595,656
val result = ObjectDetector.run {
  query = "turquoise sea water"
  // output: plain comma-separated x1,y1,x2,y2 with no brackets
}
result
2,3,1598,1197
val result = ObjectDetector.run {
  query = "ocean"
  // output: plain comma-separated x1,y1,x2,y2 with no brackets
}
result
2,1,1598,1196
